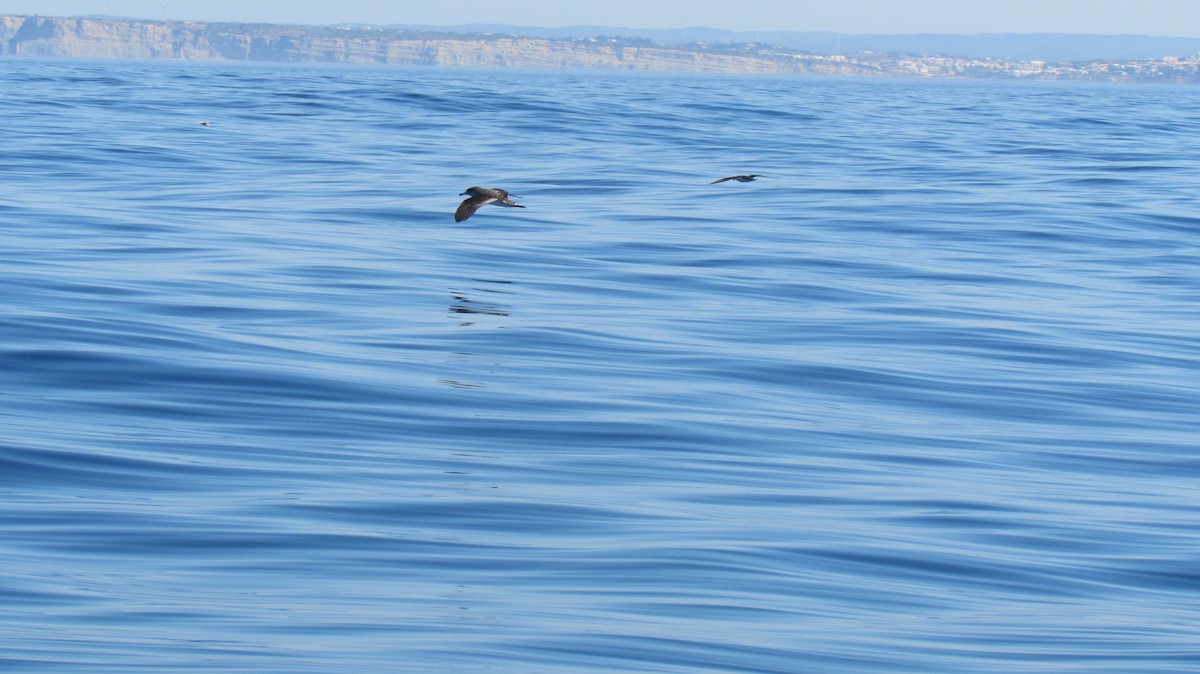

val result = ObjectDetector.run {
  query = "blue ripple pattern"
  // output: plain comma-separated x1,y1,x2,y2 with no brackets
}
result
1,59,1199,673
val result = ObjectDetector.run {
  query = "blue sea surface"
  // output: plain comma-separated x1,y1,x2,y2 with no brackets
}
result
1,58,1198,673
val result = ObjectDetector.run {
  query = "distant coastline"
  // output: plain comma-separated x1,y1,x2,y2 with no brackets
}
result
3,15,1200,83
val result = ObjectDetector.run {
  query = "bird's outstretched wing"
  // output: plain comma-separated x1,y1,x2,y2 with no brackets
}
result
455,194,497,222
710,176,736,184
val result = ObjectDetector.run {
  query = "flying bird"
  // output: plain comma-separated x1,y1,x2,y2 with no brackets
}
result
197,121,213,127
710,174,765,184
455,187,525,222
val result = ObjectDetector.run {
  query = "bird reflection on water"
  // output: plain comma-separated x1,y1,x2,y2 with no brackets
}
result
448,280,513,326
438,279,515,391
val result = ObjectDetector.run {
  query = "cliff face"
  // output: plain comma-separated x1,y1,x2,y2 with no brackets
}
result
13,15,1188,81
2,16,194,59
0,15,826,74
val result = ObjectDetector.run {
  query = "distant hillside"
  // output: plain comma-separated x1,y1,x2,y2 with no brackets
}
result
392,24,1200,62
4,16,1200,83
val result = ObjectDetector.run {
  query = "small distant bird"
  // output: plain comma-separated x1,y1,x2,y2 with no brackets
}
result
455,187,525,222
197,121,213,127
710,174,765,184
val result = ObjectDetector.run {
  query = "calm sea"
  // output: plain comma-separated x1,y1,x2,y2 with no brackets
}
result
1,58,1198,673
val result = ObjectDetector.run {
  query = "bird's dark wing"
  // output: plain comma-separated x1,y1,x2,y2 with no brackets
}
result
455,194,496,222
710,176,736,184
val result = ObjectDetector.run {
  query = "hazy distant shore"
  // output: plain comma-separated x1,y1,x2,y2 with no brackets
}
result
3,15,1200,82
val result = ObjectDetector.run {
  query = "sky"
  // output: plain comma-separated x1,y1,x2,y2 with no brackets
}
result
3,0,1200,38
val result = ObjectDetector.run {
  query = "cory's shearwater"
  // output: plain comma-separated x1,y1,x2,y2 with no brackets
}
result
455,187,525,222
710,174,765,184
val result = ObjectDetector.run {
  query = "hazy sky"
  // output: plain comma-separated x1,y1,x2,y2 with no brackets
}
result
4,1,1200,37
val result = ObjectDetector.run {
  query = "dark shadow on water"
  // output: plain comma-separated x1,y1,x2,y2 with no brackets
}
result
437,378,487,390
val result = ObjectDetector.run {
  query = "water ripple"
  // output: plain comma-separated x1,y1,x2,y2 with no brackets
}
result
1,59,1199,673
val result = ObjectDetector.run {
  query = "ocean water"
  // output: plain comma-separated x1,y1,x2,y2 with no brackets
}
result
1,57,1198,673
